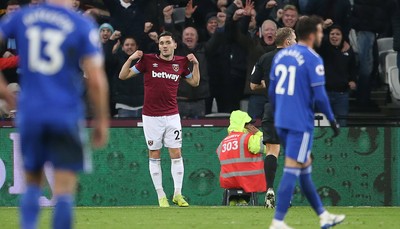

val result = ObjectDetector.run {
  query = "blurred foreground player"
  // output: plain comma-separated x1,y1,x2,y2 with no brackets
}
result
119,31,200,207
268,16,344,229
0,0,110,228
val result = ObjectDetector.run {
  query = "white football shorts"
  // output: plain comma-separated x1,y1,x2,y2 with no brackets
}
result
142,114,182,150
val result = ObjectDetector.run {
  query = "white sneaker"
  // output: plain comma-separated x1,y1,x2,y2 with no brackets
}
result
269,219,294,229
265,188,275,208
320,211,345,229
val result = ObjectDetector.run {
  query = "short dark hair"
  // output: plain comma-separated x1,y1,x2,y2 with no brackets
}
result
295,15,323,41
7,0,20,6
158,31,176,42
122,36,137,44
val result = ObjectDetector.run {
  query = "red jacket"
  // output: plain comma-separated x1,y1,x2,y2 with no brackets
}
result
216,131,266,193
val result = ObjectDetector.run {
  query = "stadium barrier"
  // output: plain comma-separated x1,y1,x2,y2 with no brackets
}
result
0,122,399,206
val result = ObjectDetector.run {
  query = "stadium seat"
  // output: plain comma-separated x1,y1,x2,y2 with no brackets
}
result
385,52,398,83
377,37,394,56
222,189,257,206
379,50,396,82
388,66,400,102
173,7,186,24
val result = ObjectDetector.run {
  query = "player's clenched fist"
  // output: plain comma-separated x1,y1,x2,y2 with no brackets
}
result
129,50,143,60
186,53,198,65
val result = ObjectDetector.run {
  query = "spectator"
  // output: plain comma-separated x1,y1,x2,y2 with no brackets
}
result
302,0,352,39
174,26,211,118
234,15,277,118
256,1,300,27
197,7,249,114
102,0,148,41
216,110,266,205
278,4,298,29
318,25,357,126
113,37,144,118
350,0,392,106
99,23,121,116
164,7,226,118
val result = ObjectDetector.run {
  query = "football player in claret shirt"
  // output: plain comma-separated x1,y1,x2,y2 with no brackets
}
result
268,16,344,229
119,31,200,207
0,0,110,228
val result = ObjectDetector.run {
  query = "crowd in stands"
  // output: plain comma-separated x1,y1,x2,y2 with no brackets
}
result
0,0,399,123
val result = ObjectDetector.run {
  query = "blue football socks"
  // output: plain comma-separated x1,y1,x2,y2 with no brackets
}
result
20,185,41,229
274,167,301,221
52,194,74,229
299,166,325,215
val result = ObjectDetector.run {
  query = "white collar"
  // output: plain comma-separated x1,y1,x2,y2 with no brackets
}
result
119,0,132,9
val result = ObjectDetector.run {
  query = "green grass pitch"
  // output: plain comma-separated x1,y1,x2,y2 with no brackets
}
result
1,206,400,229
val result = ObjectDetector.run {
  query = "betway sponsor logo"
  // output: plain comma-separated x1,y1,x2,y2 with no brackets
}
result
152,71,180,81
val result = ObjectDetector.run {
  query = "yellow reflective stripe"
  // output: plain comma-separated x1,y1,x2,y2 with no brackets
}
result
220,157,263,165
221,169,264,178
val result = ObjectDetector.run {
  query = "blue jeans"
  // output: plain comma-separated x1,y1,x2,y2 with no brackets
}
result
356,31,375,104
328,92,349,127
117,108,142,118
247,95,268,119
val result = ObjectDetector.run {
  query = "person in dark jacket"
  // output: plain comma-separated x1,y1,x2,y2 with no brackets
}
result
113,37,144,118
318,25,357,126
233,13,277,118
302,0,352,39
350,0,392,105
102,0,148,41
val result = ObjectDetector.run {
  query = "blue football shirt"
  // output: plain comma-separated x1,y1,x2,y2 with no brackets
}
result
269,44,329,132
0,4,101,121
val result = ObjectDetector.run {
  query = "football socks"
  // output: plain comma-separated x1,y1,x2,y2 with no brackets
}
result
53,194,74,229
299,166,325,215
20,185,41,229
274,167,300,221
265,154,278,189
149,158,166,199
171,157,184,196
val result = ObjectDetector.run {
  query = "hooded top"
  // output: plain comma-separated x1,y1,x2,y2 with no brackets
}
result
228,110,253,133
226,110,265,154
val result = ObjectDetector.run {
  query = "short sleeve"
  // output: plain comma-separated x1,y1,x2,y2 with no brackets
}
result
132,55,146,73
0,12,19,39
309,56,326,87
182,57,192,79
78,20,102,59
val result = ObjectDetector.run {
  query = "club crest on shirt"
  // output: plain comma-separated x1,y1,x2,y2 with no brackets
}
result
315,64,325,76
172,64,179,72
148,140,153,146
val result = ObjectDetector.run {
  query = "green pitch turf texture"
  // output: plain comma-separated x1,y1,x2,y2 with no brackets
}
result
1,206,400,229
